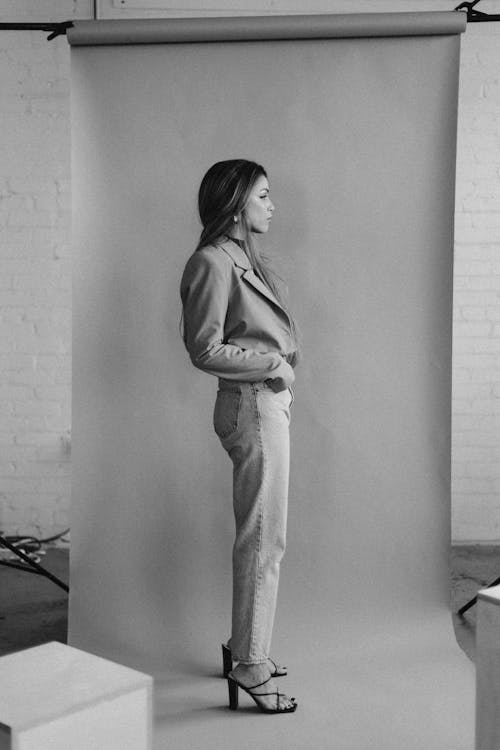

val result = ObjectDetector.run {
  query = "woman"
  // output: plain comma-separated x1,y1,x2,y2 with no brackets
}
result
180,159,298,714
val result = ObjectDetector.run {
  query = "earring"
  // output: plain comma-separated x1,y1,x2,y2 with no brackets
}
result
233,216,238,223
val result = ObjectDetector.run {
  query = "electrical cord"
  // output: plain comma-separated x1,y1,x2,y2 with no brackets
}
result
0,528,70,562
0,530,70,592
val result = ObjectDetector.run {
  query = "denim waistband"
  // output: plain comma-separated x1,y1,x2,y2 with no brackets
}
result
217,378,272,392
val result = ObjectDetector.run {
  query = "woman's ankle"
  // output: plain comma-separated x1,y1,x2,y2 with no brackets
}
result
232,661,269,680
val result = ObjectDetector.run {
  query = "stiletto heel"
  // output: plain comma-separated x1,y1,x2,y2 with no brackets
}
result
226,673,297,714
228,676,239,710
222,643,233,678
221,642,287,678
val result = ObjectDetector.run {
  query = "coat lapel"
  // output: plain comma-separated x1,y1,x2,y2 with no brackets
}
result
241,268,284,311
218,239,287,314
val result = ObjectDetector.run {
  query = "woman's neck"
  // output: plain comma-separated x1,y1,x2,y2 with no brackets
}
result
227,225,245,242
229,236,245,248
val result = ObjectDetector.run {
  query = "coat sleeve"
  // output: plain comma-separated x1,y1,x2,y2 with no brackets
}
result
180,249,294,383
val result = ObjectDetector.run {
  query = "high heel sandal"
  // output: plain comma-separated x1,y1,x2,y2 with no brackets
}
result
227,672,297,714
221,643,287,678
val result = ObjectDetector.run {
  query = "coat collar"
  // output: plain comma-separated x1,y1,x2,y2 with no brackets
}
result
216,238,286,314
217,237,251,270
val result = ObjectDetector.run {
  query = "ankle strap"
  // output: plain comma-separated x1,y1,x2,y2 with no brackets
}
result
234,674,272,690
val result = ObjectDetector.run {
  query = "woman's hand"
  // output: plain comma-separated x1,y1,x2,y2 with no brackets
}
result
265,360,295,393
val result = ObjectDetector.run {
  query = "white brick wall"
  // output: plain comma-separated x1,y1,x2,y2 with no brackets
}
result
0,1,499,543
453,21,500,542
0,1,92,543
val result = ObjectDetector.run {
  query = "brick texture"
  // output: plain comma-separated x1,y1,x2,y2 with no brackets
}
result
0,1,92,544
453,22,500,542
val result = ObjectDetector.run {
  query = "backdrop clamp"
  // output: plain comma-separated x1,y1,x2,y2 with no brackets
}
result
455,0,500,22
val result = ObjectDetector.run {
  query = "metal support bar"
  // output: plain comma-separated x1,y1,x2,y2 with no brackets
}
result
0,6,498,42
0,21,73,40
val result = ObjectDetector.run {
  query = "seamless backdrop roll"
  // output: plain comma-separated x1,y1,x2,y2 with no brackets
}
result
69,13,474,750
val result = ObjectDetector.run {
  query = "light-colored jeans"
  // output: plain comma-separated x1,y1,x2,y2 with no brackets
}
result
214,379,293,664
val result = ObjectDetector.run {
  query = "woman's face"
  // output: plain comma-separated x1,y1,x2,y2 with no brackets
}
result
242,174,275,234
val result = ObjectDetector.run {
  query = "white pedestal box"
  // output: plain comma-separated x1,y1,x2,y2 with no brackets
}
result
0,642,152,750
476,584,500,750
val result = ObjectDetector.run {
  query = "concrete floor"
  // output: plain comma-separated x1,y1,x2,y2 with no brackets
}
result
0,547,68,657
1,544,498,660
0,545,491,749
451,544,500,661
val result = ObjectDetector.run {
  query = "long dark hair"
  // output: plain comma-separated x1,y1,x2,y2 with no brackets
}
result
195,159,299,350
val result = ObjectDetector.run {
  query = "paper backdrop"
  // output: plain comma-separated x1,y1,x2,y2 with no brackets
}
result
69,13,474,749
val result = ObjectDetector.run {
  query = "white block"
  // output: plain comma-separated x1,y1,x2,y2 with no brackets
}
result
475,584,500,750
0,642,152,750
